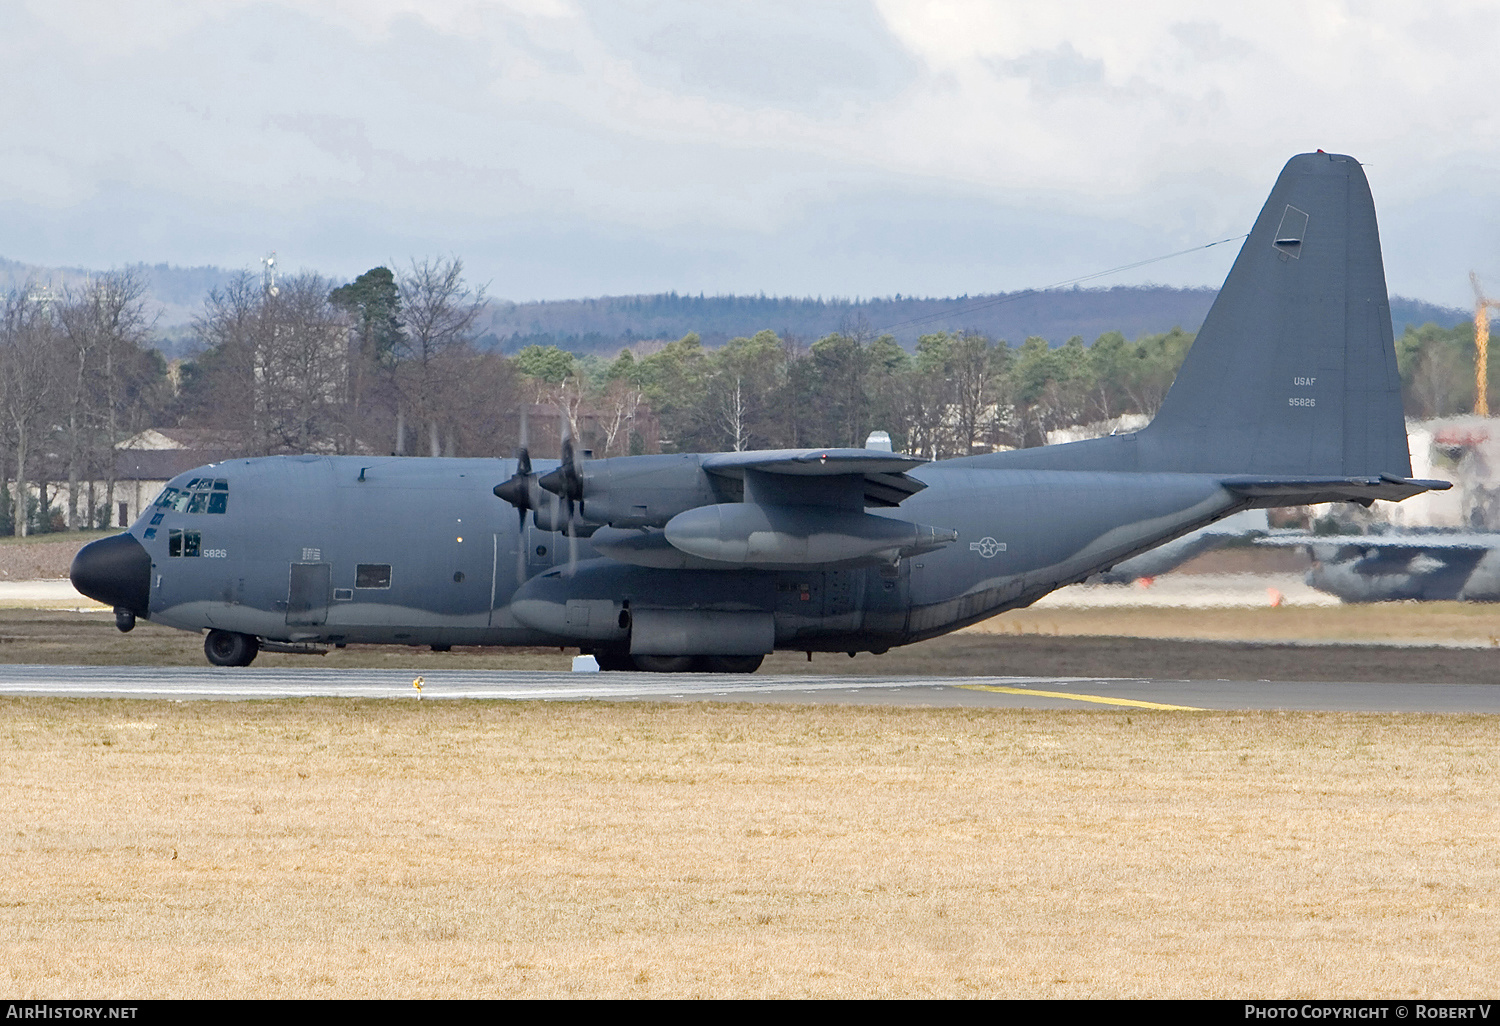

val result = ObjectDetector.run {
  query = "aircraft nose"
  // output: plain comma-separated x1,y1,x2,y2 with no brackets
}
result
70,533,152,618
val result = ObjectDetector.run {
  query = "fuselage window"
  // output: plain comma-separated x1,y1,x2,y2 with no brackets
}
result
208,493,228,514
167,529,202,557
356,564,392,589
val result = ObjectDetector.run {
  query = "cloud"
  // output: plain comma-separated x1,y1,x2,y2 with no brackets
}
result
0,1,1494,306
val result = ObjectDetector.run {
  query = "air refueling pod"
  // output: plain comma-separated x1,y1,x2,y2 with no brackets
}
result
663,503,956,568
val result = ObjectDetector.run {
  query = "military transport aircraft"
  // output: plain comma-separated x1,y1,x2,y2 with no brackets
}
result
1258,531,1500,603
70,152,1449,672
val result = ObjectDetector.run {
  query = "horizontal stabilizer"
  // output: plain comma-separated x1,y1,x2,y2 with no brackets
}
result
1256,531,1495,552
1221,474,1450,507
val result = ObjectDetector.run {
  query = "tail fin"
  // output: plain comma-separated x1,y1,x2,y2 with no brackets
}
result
1142,152,1411,479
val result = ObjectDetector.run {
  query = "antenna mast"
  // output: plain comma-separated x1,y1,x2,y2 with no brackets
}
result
261,252,279,297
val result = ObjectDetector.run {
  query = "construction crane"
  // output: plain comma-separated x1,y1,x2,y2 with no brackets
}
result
1471,272,1500,416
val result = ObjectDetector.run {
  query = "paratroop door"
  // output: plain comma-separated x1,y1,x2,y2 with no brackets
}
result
286,563,331,626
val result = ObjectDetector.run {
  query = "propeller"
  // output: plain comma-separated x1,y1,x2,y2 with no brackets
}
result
539,410,586,575
493,407,539,584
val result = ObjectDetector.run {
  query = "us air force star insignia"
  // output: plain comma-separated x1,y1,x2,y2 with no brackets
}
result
969,537,1005,558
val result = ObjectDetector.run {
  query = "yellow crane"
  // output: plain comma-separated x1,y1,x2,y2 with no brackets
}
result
1472,272,1500,416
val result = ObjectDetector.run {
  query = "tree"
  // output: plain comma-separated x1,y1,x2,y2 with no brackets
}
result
705,330,786,451
515,344,576,384
1,287,56,535
329,266,401,441
803,332,873,448
394,258,486,456
638,333,710,453
254,273,351,453
55,270,160,528
184,270,349,455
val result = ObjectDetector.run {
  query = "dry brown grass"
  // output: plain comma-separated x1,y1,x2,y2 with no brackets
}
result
965,602,1500,646
2,699,1497,998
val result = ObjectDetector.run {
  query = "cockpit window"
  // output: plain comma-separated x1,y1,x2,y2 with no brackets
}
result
155,479,230,514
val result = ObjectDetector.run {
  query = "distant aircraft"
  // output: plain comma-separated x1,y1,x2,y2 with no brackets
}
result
70,152,1447,670
1259,532,1500,602
1089,509,1269,584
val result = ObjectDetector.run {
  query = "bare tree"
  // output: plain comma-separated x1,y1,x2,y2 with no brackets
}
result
186,271,349,455
253,273,350,453
187,272,261,445
56,270,156,528
1,287,56,534
394,258,486,456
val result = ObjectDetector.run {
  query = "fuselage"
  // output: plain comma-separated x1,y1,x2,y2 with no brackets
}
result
116,452,1244,653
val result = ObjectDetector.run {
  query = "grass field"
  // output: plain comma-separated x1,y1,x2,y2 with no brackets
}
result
2,546,1497,998
2,699,1496,998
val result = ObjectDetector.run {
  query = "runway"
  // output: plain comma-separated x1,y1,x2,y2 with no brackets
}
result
2,664,1498,712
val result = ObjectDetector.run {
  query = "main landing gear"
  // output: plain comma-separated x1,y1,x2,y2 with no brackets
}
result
204,630,260,667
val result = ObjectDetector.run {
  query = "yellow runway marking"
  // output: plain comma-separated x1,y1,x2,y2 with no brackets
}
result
958,684,1203,711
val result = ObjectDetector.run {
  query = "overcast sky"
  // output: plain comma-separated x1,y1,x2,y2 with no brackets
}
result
2,0,1497,307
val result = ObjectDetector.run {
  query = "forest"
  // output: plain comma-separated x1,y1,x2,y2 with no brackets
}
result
0,260,1479,535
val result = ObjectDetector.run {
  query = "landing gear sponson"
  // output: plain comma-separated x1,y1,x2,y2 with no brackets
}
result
198,630,759,673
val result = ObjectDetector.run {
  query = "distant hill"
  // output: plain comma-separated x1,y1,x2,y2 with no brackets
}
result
483,289,1472,355
1,255,1472,358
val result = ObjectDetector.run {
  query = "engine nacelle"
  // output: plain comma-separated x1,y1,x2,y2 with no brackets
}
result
576,454,724,528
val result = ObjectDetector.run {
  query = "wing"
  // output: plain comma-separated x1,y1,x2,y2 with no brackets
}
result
702,448,929,508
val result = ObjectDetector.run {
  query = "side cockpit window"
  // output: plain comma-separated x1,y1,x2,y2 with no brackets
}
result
155,478,230,515
167,529,201,557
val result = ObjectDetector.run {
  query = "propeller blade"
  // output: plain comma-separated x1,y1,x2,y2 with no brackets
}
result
567,498,579,576
516,507,527,586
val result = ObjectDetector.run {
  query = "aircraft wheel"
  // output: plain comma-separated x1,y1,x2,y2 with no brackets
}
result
204,630,259,667
594,649,634,672
698,654,764,674
631,654,695,673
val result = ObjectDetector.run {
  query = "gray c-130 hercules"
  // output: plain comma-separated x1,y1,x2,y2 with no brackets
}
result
70,152,1449,671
